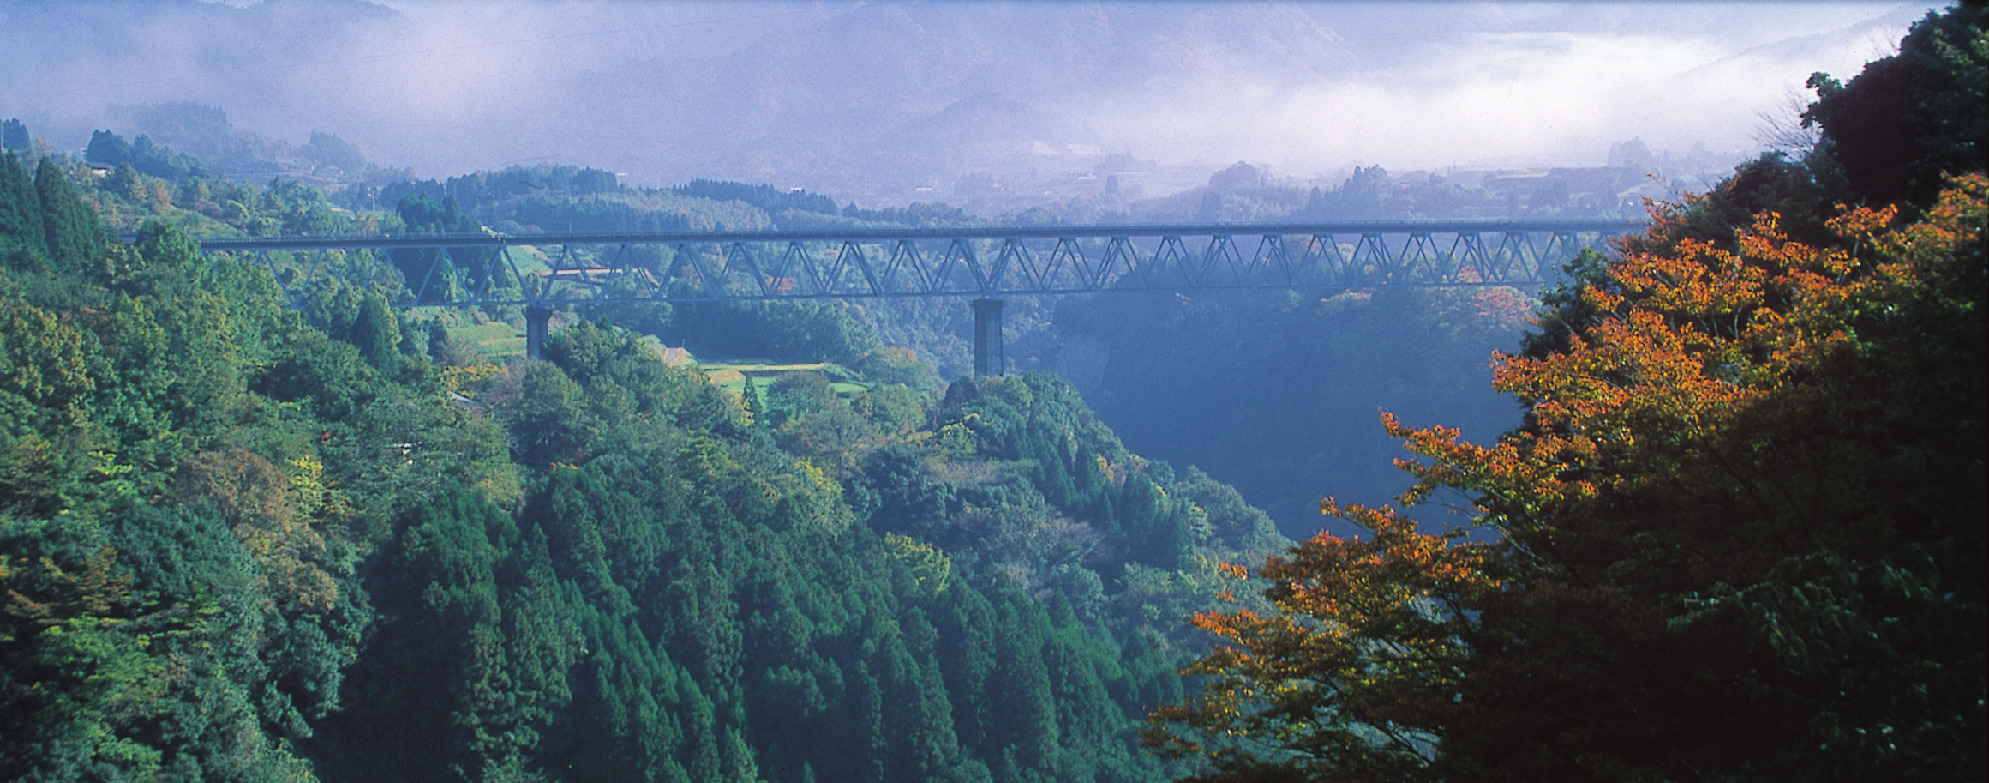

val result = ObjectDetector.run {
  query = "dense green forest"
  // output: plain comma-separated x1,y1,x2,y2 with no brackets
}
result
4,5,1982,781
309,151,1537,534
31,114,1542,529
1,145,1290,781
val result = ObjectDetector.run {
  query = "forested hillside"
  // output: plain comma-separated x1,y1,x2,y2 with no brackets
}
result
337,163,1538,533
6,5,1980,781
1046,285,1533,534
1151,6,1986,781
1,149,1284,781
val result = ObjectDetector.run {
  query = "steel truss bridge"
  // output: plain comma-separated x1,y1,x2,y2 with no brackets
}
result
197,219,1643,373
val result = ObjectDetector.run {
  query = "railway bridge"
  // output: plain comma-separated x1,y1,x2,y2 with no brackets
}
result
196,219,1644,375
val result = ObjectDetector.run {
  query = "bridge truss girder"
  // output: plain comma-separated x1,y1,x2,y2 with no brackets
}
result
205,221,1640,312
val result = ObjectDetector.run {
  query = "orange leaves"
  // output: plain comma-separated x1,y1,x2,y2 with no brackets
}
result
1169,503,1497,760
1378,194,1946,550
1380,411,1582,525
1613,232,1768,321
2,546,132,627
1154,175,1989,779
1288,504,1501,610
1827,202,1901,252
1865,173,1985,280
1374,175,1986,591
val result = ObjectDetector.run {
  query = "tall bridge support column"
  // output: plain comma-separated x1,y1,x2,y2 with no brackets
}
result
972,297,1005,377
526,305,552,360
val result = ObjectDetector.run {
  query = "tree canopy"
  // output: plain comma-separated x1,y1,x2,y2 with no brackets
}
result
1145,7,1987,780
1,146,1285,781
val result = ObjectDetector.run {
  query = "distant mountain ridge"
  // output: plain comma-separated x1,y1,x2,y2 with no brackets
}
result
0,1,1931,203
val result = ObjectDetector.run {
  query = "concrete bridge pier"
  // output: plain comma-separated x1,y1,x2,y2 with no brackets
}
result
972,297,1004,377
526,305,552,360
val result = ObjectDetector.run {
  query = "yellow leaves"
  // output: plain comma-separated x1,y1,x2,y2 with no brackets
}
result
1166,501,1492,756
1,433,68,512
1261,511,1500,636
1827,202,1901,249
1614,233,1768,319
1152,506,1480,766
794,457,834,494
285,453,348,523
882,532,952,598
1364,176,1988,595
1,301,99,412
930,418,979,459
3,546,132,625
442,362,504,397
1870,173,1986,265
179,449,338,613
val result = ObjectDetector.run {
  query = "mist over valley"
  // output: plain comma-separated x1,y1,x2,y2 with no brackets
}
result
2,1,1934,206
1,3,1980,782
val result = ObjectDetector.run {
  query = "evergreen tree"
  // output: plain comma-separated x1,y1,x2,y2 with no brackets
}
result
0,115,1282,783
1804,4,1989,211
33,157,103,270
742,374,766,430
85,129,131,167
1,118,28,151
0,152,45,269
350,292,402,370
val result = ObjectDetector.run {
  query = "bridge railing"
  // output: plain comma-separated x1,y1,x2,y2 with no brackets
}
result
193,220,1645,310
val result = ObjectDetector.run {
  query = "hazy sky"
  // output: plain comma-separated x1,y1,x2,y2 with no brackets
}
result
0,1,1945,188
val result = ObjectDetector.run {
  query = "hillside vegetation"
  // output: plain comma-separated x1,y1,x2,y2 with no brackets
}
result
1149,6,1986,781
2,5,1981,782
1,150,1285,782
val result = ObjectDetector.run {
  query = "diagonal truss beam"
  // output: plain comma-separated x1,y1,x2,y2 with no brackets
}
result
189,219,1642,309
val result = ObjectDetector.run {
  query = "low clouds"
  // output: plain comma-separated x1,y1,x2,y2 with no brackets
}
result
1083,2,1936,172
0,1,1940,192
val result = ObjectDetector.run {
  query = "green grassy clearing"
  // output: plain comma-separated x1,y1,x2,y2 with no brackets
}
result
699,360,871,401
433,331,863,402
446,320,526,361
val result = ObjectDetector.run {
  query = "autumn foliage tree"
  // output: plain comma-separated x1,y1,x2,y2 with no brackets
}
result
1150,8,1986,777
1147,167,1986,780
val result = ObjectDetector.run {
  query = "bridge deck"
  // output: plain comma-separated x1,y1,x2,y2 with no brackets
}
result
189,219,1646,310
195,219,1644,252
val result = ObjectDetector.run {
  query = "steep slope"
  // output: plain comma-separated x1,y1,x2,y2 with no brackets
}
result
0,153,1283,782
